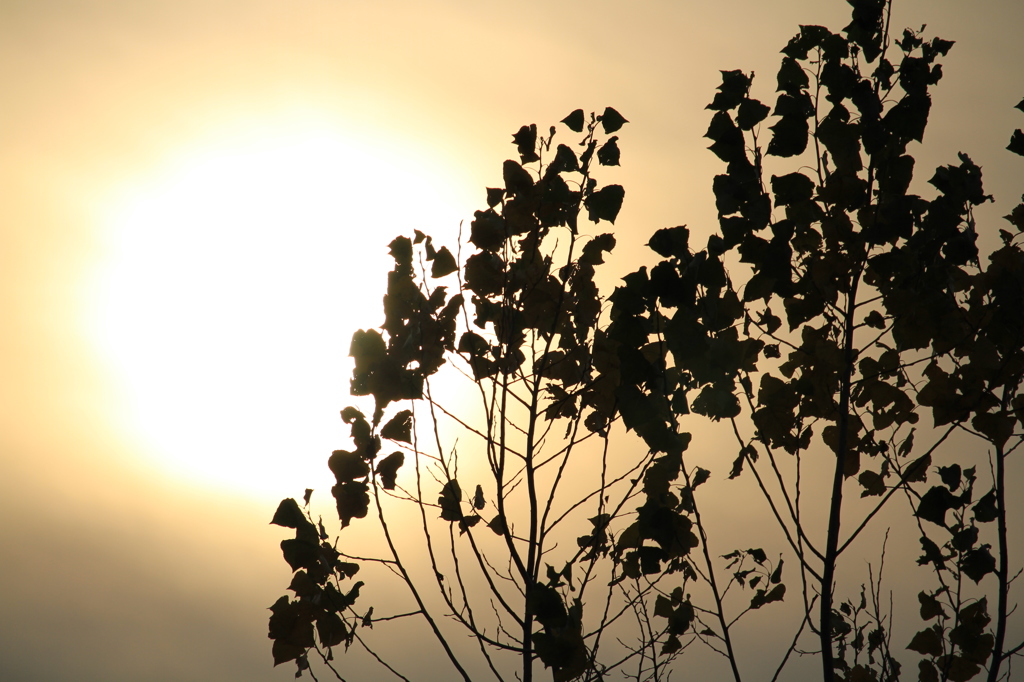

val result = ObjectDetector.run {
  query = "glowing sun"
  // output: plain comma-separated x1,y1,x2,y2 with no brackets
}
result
90,117,469,498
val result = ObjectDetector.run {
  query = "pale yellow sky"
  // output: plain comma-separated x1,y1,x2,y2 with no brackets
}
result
2,1,1023,680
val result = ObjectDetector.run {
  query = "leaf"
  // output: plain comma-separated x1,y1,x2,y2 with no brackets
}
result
918,660,939,682
328,450,370,483
561,109,585,133
750,583,785,609
961,545,996,583
375,451,404,490
600,107,628,133
770,559,784,584
907,626,942,657
938,464,961,491
597,136,621,166
917,483,954,524
431,246,458,278
272,498,307,529
503,159,535,197
771,172,814,206
380,411,412,444
918,591,945,620
973,490,998,523
916,486,957,527
766,114,809,158
736,98,771,130
863,310,886,329
1008,129,1024,157
707,70,751,111
549,144,580,174
438,480,463,522
906,453,930,483
584,184,625,224
485,187,503,207
488,514,508,536
512,124,539,164
458,514,481,534
281,538,319,571
316,612,347,648
332,481,369,528
661,635,682,654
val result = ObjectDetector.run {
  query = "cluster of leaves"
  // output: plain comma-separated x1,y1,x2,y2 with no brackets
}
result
266,1,1024,680
270,107,673,682
268,495,363,672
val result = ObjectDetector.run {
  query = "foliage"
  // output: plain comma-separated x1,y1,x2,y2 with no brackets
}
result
268,1,1024,680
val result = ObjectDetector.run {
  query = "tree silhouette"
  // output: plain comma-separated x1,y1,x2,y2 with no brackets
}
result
268,1,1024,680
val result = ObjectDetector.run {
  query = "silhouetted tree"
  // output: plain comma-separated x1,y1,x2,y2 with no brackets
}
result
268,1,1024,680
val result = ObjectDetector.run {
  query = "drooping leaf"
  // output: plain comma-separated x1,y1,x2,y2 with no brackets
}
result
584,184,625,224
596,136,621,166
512,124,540,164
439,480,463,522
375,451,404,490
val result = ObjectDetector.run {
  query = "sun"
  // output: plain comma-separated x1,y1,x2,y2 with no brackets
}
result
89,116,471,500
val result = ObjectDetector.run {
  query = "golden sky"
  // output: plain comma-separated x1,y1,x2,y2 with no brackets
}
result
2,1,1023,680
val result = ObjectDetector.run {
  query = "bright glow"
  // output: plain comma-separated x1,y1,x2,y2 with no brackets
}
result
90,117,469,499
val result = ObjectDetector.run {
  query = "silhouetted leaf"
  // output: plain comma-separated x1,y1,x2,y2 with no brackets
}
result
916,485,957,527
281,538,319,571
329,450,370,483
597,136,621,166
737,98,771,130
439,480,463,522
375,451,404,490
973,490,998,523
512,124,539,164
907,626,942,656
503,159,534,197
750,583,785,609
488,514,508,536
961,545,996,583
561,109,585,133
585,184,625,224
316,612,347,648
1008,130,1024,157
549,144,580,174
272,498,308,529
600,107,628,133
858,470,886,497
332,481,370,528
431,246,458,278
918,591,945,620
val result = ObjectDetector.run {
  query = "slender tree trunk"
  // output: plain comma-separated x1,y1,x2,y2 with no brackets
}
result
987,432,1009,682
820,278,861,681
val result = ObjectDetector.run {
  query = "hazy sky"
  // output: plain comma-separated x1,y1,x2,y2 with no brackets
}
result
2,1,1023,681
